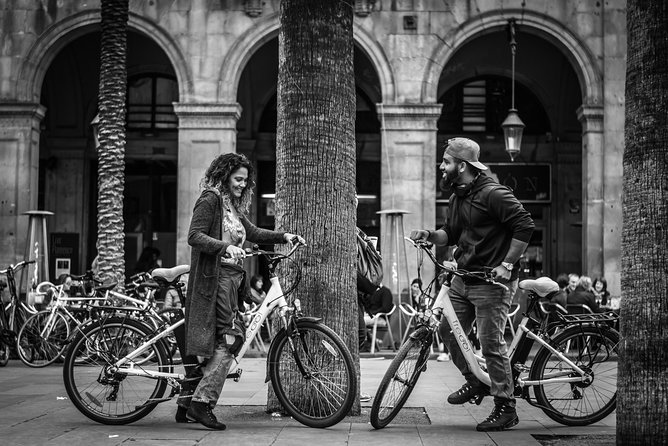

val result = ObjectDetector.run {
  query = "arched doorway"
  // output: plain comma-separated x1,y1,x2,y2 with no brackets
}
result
436,29,582,278
39,30,179,274
234,36,382,278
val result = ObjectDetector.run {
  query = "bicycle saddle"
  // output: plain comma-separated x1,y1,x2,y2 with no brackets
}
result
519,277,559,297
152,265,190,284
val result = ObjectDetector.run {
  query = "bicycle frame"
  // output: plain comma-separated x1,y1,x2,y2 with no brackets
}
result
35,285,108,339
434,280,590,389
107,246,300,382
404,237,594,391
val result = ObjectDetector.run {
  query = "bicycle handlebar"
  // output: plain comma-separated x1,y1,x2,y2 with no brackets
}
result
0,259,36,275
404,237,509,292
222,241,306,260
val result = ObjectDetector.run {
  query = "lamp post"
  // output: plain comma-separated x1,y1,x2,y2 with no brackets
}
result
501,18,525,162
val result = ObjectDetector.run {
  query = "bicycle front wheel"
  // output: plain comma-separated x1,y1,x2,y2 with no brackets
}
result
370,326,432,429
17,310,70,367
0,310,10,366
268,319,356,428
530,325,619,426
63,317,170,425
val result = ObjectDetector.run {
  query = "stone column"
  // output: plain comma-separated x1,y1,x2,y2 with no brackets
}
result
0,103,46,265
173,102,242,264
577,104,605,279
376,103,442,282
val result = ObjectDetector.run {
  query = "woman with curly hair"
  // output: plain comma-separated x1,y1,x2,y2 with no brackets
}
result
179,152,305,430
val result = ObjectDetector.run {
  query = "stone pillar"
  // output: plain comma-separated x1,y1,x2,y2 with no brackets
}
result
173,102,242,265
376,103,442,282
0,103,46,266
577,104,605,279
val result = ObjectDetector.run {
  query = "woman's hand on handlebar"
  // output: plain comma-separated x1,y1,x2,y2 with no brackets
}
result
284,233,306,247
225,245,246,259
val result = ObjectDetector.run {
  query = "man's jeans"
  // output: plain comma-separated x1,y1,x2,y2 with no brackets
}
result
439,275,518,402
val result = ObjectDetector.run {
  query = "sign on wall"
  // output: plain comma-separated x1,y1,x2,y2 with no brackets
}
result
436,163,552,203
49,233,79,280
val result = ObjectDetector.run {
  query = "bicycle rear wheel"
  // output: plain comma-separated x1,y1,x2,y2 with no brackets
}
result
370,326,431,429
17,310,70,367
268,319,356,428
531,325,619,426
63,317,170,425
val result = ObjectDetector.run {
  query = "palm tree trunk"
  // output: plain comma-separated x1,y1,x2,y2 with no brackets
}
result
619,1,668,444
96,0,129,286
270,0,357,411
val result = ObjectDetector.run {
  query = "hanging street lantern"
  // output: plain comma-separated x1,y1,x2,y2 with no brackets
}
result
502,18,525,162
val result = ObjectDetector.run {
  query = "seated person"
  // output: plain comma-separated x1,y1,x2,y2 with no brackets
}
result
357,273,393,351
248,274,267,306
566,276,602,313
592,277,610,307
163,273,188,309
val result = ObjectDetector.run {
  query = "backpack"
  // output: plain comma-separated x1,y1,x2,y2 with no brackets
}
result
357,228,383,286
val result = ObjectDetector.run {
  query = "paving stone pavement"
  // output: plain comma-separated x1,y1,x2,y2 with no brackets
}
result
0,354,615,445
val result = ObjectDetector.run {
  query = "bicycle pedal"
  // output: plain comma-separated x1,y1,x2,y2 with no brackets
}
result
226,368,243,382
470,394,485,405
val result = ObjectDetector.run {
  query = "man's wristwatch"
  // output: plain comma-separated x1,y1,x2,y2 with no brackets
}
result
501,261,514,271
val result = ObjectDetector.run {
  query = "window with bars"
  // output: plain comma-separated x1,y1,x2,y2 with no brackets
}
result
462,80,487,132
127,74,178,131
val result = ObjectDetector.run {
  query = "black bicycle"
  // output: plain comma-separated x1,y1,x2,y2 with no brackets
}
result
370,238,619,429
0,260,38,366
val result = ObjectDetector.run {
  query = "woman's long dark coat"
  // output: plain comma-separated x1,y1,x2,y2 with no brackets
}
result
185,189,285,357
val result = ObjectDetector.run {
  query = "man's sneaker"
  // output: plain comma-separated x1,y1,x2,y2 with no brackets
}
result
436,352,450,362
360,393,372,403
476,402,519,432
447,382,488,405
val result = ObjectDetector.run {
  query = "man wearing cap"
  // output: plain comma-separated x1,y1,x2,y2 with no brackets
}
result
409,137,534,431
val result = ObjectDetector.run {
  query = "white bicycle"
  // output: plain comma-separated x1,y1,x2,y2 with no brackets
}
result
370,238,619,429
62,242,357,428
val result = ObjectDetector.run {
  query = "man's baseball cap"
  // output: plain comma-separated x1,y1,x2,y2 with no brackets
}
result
444,137,488,171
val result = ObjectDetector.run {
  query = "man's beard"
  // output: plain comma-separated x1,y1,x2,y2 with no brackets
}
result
440,169,461,191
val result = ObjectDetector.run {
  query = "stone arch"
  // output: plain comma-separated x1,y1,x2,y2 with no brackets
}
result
217,15,396,104
353,25,396,104
17,10,193,103
422,10,602,107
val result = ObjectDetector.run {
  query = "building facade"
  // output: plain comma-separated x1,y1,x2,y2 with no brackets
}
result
0,0,625,295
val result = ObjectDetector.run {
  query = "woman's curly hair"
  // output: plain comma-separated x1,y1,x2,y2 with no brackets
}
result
201,153,256,215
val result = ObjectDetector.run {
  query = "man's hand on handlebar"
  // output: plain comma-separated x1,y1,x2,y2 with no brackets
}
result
409,230,430,242
284,233,306,247
491,265,512,282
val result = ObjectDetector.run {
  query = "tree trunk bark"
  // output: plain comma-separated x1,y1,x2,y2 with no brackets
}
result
269,0,357,413
619,1,668,444
96,0,128,287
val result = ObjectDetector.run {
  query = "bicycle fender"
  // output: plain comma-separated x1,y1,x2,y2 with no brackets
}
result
409,326,431,342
